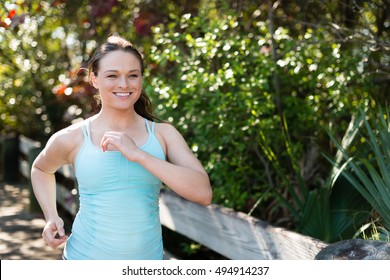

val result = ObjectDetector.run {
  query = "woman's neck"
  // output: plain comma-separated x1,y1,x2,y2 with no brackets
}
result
94,108,142,131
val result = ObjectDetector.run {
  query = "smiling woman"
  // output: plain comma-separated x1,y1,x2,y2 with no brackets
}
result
30,35,212,260
88,37,148,111
90,49,143,111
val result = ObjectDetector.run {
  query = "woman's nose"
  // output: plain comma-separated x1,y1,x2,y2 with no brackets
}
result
118,76,128,88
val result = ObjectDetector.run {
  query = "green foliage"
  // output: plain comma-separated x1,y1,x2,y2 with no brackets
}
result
355,221,390,242
147,12,276,210
329,104,390,237
180,242,202,256
257,112,372,243
146,9,381,224
296,173,372,243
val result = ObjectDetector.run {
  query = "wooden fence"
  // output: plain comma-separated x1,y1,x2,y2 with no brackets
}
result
7,135,328,259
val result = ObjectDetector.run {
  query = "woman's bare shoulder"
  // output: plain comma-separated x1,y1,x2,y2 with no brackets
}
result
34,120,87,171
44,119,86,156
154,122,181,140
155,122,179,134
52,120,85,142
154,122,189,148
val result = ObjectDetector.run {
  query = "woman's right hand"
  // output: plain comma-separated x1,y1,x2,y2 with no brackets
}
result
42,218,68,249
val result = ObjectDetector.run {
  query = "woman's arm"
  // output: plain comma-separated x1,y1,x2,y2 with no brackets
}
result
155,123,212,205
100,123,212,205
31,127,80,248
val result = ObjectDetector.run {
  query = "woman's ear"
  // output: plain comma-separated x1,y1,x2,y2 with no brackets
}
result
90,73,98,89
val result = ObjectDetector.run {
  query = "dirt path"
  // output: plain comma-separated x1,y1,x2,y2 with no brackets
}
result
0,182,63,260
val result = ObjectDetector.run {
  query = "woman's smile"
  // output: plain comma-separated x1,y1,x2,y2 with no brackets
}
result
113,92,132,97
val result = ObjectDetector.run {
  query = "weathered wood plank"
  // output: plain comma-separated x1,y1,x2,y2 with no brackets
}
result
58,164,75,179
159,188,328,260
19,135,41,156
19,159,30,179
18,136,41,179
56,183,78,216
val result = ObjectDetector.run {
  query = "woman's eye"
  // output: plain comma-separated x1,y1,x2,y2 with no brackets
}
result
107,75,117,78
129,74,138,78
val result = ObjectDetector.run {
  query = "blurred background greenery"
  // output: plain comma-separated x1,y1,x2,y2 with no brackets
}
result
1,0,389,246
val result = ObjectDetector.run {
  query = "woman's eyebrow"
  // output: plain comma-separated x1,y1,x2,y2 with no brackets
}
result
104,69,141,73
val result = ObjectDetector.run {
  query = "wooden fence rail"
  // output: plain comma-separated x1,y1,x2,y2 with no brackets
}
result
12,135,327,259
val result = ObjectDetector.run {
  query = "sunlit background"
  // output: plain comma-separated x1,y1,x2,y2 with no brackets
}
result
1,0,389,250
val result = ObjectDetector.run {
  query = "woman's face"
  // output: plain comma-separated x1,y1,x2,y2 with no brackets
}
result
92,50,142,111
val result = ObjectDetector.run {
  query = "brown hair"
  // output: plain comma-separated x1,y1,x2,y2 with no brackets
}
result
88,35,160,121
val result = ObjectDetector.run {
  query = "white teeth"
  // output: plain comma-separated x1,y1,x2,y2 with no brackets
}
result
114,92,130,97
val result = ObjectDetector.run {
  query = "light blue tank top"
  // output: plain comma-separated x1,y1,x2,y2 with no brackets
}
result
63,118,165,260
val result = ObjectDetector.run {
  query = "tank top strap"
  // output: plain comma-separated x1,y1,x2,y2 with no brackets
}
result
80,119,90,139
144,118,155,134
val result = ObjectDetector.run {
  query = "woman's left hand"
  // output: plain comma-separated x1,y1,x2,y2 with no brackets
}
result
100,131,141,161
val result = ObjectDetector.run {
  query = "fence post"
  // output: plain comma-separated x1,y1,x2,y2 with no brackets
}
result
1,134,20,182
28,146,43,213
